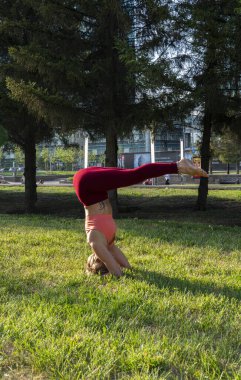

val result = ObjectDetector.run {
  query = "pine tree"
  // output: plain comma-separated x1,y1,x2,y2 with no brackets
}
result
0,0,83,211
12,0,186,162
178,0,241,210
1,0,188,213
0,85,54,211
0,126,8,146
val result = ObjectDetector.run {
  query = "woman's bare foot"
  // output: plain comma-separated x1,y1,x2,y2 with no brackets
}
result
177,158,208,177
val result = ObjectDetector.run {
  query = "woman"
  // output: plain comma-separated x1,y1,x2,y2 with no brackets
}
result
73,158,208,277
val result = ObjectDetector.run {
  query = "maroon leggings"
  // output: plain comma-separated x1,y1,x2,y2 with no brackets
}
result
73,162,178,206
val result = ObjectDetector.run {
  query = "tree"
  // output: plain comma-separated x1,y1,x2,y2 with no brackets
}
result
9,0,189,158
36,146,43,170
0,126,8,146
0,0,84,211
52,146,80,170
40,147,51,171
0,81,55,210
4,1,189,213
212,129,241,174
178,0,241,209
13,145,25,167
0,146,4,165
0,1,199,213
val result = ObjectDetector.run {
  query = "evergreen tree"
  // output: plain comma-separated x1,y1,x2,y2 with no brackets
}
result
14,0,188,162
0,0,82,211
0,126,8,146
0,146,3,165
1,0,189,213
0,87,54,211
178,0,241,209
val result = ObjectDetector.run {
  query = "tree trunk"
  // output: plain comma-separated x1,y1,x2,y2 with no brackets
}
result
236,161,240,174
105,125,118,217
227,162,230,174
24,133,37,213
196,111,212,211
209,159,212,174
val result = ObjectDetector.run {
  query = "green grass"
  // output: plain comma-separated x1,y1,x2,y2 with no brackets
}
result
0,187,241,379
37,170,75,176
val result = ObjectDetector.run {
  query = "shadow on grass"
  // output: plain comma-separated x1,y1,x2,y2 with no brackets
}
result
118,193,241,226
0,188,84,217
1,187,241,225
117,218,241,252
126,268,241,301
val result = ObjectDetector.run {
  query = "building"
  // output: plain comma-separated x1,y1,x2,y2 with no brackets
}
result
68,115,201,168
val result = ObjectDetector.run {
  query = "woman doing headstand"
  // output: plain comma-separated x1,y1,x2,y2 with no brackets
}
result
73,158,208,277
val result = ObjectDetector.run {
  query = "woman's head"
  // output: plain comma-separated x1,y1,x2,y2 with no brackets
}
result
86,253,109,275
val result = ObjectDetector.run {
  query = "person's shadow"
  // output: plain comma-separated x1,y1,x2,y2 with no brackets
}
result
125,268,240,301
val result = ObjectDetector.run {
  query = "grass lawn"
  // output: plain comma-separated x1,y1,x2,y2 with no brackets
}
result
0,186,240,379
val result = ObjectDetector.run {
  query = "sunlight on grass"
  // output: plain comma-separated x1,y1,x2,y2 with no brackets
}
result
0,211,240,379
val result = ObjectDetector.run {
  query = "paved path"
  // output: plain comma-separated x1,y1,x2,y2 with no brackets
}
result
0,180,71,186
1,181,241,190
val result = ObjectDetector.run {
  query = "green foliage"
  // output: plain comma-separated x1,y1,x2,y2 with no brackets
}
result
177,0,241,208
40,147,50,165
184,0,241,128
0,146,4,162
52,146,82,166
1,1,190,140
13,145,24,166
0,126,8,146
212,129,241,164
39,146,83,170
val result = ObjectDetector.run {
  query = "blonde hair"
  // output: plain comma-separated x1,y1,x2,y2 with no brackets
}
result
86,254,109,275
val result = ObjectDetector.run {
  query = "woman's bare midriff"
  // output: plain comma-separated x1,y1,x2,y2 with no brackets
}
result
84,199,112,216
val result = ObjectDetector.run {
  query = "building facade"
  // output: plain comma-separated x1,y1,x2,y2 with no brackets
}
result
68,116,201,168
